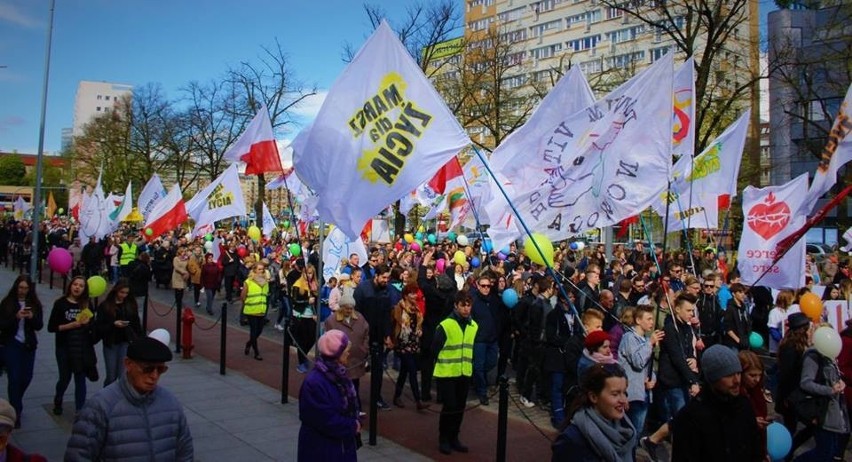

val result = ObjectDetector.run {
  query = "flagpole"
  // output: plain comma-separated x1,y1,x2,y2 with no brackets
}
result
660,180,672,274
471,146,584,333
282,176,301,244
673,196,698,277
457,156,489,260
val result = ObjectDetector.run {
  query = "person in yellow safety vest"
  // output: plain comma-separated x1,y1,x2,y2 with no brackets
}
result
241,262,269,361
118,236,138,278
431,290,478,455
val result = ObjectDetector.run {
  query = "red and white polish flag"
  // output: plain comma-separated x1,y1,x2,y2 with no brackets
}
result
143,185,187,240
224,104,283,175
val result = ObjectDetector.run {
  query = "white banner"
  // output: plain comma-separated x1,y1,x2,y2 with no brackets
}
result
262,202,276,237
138,173,167,221
322,227,368,282
292,21,470,238
187,164,246,236
737,174,808,289
499,54,674,238
672,57,696,160
78,173,113,242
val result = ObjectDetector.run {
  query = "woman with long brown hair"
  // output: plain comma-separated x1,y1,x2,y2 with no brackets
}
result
291,263,319,373
47,276,97,415
391,283,427,410
0,275,43,427
776,312,814,454
95,279,142,386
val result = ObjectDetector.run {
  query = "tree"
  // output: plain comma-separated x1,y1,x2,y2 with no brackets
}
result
227,38,317,221
0,154,27,186
183,79,246,182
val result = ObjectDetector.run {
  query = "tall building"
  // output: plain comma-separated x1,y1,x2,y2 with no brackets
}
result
768,2,851,241
445,0,761,150
71,81,133,137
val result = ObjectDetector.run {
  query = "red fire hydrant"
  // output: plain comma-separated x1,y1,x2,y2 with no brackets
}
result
181,308,195,359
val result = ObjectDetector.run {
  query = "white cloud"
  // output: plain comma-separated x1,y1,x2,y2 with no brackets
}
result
290,90,328,119
0,2,40,29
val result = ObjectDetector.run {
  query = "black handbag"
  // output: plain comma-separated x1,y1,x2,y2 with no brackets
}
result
787,387,829,425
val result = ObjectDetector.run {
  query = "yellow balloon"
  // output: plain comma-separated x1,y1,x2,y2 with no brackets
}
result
418,225,425,233
404,233,414,243
524,233,554,267
248,226,261,241
453,250,467,265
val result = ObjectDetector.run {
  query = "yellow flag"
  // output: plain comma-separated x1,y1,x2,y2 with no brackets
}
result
47,191,57,217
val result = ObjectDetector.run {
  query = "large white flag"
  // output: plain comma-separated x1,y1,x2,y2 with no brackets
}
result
800,83,852,214
322,227,368,282
187,164,246,236
138,173,167,221
485,66,596,248
261,202,276,237
738,174,808,289
672,57,696,160
13,196,30,221
292,21,470,238
653,110,750,231
78,173,113,242
498,53,675,238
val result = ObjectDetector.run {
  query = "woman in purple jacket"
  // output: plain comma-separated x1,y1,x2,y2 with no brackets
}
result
298,329,360,461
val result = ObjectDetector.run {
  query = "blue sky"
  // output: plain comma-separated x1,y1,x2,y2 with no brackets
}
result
0,0,777,155
0,0,422,154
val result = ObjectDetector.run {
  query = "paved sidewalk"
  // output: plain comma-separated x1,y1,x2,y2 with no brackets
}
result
0,265,427,461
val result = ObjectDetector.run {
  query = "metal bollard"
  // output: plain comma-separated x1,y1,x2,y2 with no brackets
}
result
142,294,149,332
220,302,227,375
281,315,290,404
368,342,381,446
497,375,509,462
175,303,182,354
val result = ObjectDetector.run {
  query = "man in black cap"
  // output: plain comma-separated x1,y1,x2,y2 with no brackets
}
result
65,333,193,461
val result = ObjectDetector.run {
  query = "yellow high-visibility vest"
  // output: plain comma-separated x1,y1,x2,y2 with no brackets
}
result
433,317,478,378
243,279,268,316
119,242,137,266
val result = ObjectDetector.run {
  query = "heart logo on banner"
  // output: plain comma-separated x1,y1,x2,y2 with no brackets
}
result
747,192,791,240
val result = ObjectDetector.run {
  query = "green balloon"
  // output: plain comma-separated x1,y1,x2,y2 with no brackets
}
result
205,233,213,241
282,220,291,229
145,228,153,236
289,243,301,257
87,276,107,298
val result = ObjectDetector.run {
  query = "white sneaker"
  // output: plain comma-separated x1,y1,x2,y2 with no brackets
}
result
274,324,284,331
519,397,536,408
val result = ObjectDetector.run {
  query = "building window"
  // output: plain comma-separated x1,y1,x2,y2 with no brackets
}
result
505,51,525,66
606,25,645,44
606,7,623,20
96,107,101,111
502,74,527,89
651,46,672,62
468,17,494,31
97,95,102,100
533,0,564,14
607,51,645,69
568,35,600,52
105,95,110,101
580,59,603,74
498,6,525,23
530,43,563,60
532,19,562,37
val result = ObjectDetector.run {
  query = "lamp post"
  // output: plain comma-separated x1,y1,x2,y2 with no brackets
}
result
30,0,57,278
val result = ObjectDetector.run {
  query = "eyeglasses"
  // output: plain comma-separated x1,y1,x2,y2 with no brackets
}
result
703,284,715,288
672,270,683,274
137,363,169,375
479,283,492,288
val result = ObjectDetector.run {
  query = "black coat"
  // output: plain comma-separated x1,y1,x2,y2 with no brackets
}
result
671,388,762,462
696,292,722,339
657,316,699,390
543,305,581,373
354,279,392,340
722,300,750,350
0,299,44,350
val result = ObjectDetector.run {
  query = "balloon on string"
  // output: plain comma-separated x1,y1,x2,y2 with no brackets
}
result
569,242,578,250
813,326,842,358
500,246,510,255
204,233,214,241
58,207,65,215
149,328,171,347
282,220,290,229
502,288,519,308
418,225,425,233
457,235,469,246
404,233,414,243
436,258,446,273
471,257,480,268
248,226,261,242
237,246,248,258
524,233,554,267
410,242,421,252
799,293,822,321
497,252,507,261
204,241,213,252
453,250,466,265
415,231,423,241
766,422,792,461
575,242,586,251
47,248,73,275
482,239,493,253
427,233,436,244
289,243,302,257
748,332,764,349
87,276,107,298
447,231,457,242
145,228,153,236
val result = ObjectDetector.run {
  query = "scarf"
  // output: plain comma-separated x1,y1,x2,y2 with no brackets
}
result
314,356,358,416
571,407,636,462
583,350,618,365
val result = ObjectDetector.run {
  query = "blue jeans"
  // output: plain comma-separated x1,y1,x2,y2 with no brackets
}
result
110,265,120,283
550,371,565,427
103,342,129,386
794,428,849,462
473,341,498,398
627,400,649,435
205,288,217,314
4,340,35,422
658,386,688,423
55,348,87,411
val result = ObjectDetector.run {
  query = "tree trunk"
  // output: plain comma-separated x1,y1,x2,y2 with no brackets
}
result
255,174,266,225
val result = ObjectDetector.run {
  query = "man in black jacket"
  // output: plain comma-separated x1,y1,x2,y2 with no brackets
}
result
470,274,500,405
671,345,761,462
518,277,554,409
695,273,722,348
354,264,392,410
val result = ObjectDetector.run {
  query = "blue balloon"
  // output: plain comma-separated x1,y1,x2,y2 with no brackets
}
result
415,231,423,240
570,242,578,250
471,257,481,268
502,288,519,308
482,239,493,253
500,246,510,255
447,231,457,242
427,233,436,244
766,422,792,461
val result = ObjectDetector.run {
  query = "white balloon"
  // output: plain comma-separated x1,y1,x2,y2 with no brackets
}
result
457,235,469,246
148,328,171,347
204,241,213,251
575,242,586,251
813,326,842,358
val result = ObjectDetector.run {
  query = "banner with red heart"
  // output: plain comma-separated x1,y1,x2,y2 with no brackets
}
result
746,192,791,240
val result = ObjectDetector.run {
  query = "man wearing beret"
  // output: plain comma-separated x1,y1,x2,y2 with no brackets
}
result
65,334,193,461
671,344,761,462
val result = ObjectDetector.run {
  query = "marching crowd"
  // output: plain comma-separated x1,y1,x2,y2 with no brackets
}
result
0,217,850,461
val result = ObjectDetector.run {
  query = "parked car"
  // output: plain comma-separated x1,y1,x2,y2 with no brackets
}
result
806,243,833,261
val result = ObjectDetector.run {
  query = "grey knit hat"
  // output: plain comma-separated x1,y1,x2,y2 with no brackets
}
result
700,345,742,383
339,287,356,308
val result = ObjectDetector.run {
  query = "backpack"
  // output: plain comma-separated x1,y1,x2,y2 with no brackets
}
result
787,349,830,426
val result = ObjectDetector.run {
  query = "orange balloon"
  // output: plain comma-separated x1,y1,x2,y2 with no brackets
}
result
799,292,822,321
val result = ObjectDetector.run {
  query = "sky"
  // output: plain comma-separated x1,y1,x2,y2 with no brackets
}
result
0,0,778,155
0,0,423,154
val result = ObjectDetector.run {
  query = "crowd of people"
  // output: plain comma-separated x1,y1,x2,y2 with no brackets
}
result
0,217,851,460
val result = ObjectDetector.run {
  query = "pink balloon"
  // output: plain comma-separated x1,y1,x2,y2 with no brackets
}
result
410,242,421,252
47,247,73,275
436,258,446,274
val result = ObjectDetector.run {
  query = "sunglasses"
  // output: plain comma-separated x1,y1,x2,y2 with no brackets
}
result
703,284,715,288
137,363,169,375
479,283,492,288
